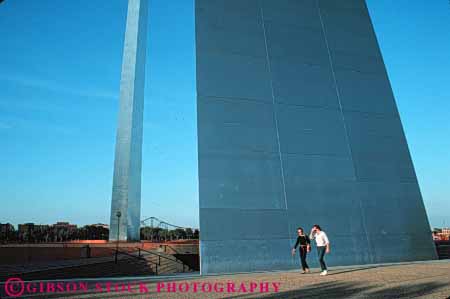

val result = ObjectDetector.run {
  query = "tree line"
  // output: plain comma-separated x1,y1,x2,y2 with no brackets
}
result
0,225,199,243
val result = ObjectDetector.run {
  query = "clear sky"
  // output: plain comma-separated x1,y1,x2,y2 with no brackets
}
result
0,0,449,229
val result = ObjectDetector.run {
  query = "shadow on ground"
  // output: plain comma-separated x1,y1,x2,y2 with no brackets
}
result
16,280,447,299
233,281,449,299
326,266,380,276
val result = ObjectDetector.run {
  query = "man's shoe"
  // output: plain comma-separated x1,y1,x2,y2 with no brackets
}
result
305,268,310,273
301,270,306,274
320,270,328,276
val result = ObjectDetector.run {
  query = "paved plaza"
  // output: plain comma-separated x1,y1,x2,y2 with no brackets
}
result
2,260,449,298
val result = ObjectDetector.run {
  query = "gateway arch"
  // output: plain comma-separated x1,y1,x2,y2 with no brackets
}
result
109,0,437,274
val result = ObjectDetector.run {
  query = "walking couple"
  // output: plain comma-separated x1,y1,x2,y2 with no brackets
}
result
291,224,330,275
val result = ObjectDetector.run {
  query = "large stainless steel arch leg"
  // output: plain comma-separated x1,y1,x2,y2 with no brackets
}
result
109,0,148,241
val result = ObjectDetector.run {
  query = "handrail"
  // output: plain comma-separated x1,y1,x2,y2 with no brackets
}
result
137,248,181,263
115,249,144,260
111,248,160,274
163,244,180,254
137,247,189,272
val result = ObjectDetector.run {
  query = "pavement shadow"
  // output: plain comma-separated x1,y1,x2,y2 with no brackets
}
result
366,281,449,298
326,266,380,276
233,281,373,299
6,280,449,299
233,281,449,299
6,276,202,299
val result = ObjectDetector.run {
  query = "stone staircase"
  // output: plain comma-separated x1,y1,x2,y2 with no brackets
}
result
0,248,194,281
0,254,155,281
138,249,193,275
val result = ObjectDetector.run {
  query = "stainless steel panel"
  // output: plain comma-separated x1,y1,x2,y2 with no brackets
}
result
271,61,339,108
277,105,349,156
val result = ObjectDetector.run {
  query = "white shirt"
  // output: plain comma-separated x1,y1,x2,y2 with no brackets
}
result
310,231,329,247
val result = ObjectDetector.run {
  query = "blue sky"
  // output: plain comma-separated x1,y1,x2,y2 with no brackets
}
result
0,0,449,229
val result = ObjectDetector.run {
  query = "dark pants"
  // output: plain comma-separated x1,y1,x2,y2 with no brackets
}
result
298,246,309,270
317,246,327,271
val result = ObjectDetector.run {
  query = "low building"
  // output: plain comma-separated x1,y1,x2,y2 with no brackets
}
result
91,223,109,230
18,223,34,233
53,222,77,231
433,228,450,241
0,223,14,234
0,223,15,241
432,232,440,241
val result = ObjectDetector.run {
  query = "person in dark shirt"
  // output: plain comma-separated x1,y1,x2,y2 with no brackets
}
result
291,227,311,273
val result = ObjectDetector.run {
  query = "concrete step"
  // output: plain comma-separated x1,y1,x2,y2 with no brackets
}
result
0,249,195,280
0,256,155,281
139,250,192,275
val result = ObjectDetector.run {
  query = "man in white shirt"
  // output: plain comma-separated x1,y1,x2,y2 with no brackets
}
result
309,224,330,275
